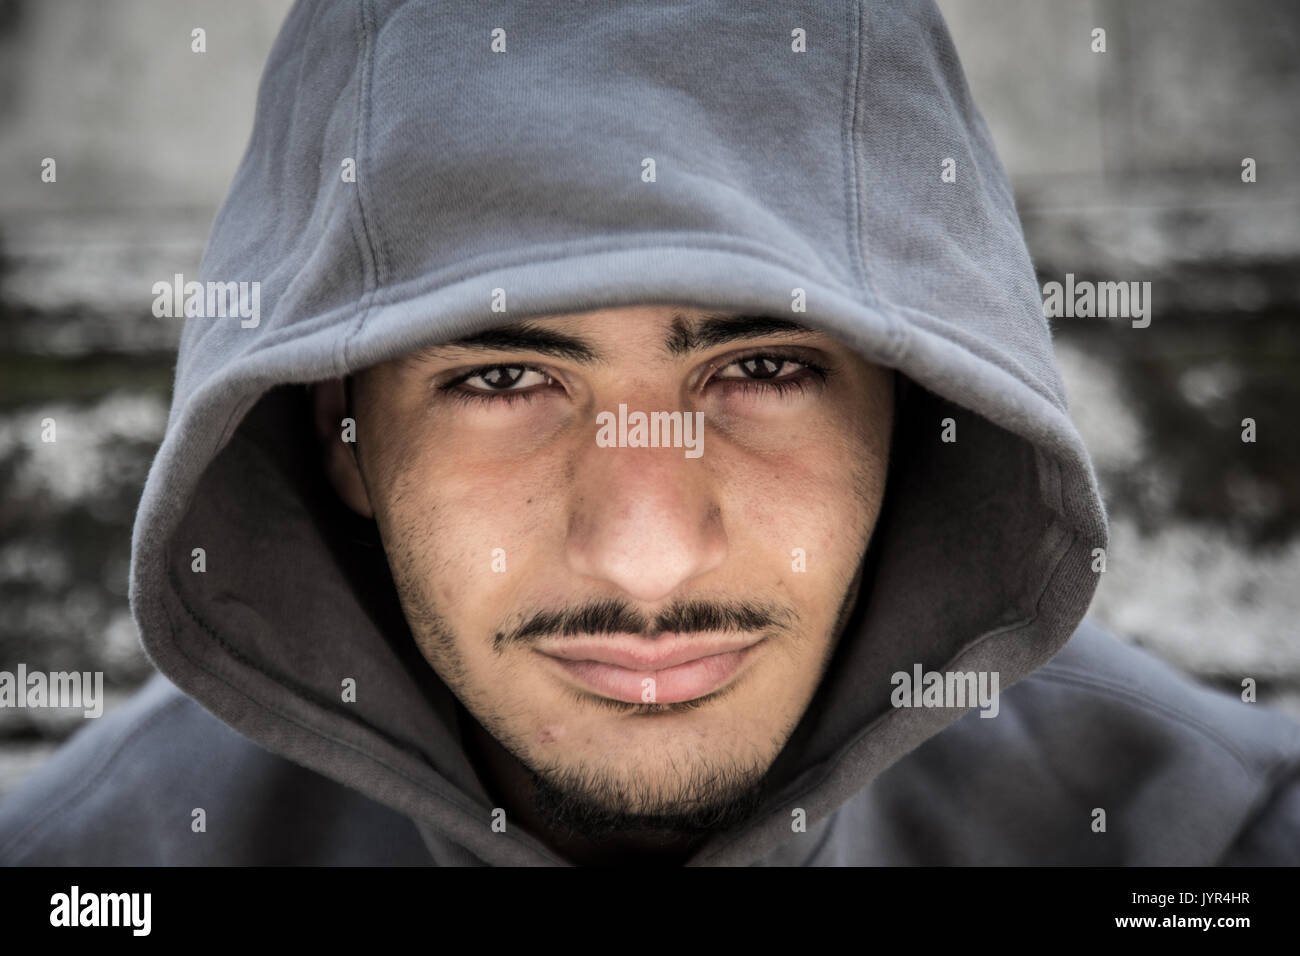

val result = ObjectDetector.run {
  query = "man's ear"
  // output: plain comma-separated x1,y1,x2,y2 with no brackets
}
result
312,378,374,518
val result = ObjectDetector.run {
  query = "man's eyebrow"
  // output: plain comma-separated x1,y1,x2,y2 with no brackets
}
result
420,322,602,364
407,312,816,367
663,312,815,355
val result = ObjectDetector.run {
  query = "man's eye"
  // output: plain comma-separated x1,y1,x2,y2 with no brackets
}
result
714,356,805,381
711,353,830,397
440,364,558,406
461,365,551,391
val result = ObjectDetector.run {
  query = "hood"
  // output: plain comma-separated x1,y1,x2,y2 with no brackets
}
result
129,0,1108,866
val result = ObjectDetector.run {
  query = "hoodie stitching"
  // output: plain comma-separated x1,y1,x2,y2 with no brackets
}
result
0,695,190,862
1030,666,1263,771
354,0,384,288
842,0,867,300
843,1,907,368
342,0,384,373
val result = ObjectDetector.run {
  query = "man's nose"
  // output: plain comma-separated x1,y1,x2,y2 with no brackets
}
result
564,432,726,604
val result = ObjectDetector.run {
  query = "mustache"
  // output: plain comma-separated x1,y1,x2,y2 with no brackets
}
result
494,598,793,653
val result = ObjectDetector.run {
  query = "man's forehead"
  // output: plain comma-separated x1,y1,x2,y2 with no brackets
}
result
406,311,822,366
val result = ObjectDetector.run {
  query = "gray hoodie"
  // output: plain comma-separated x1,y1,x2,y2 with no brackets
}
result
2,0,1297,866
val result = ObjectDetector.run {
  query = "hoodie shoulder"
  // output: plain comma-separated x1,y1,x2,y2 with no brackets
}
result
1036,618,1300,865
0,673,433,865
821,618,1300,865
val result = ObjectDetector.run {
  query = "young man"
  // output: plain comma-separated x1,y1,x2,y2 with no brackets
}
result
2,0,1296,866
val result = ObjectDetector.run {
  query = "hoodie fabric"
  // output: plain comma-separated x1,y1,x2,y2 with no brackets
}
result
3,0,1298,866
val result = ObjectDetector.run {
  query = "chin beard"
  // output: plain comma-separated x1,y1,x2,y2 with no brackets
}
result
527,757,771,844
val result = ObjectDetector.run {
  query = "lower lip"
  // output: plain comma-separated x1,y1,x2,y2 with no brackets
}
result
541,644,760,704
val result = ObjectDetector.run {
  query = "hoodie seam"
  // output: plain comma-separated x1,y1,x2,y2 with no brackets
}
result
1029,666,1271,772
842,0,867,299
341,0,384,373
354,0,383,287
844,0,907,366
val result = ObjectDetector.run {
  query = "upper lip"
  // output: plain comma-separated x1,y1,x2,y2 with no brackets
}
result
534,634,764,671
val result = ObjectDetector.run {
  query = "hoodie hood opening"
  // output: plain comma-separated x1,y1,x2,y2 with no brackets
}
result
152,356,1080,864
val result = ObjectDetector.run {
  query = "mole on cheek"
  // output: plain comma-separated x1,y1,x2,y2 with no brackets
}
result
538,725,565,745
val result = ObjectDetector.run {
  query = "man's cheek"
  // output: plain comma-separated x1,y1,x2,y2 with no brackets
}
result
381,471,483,613
430,500,550,641
730,461,854,565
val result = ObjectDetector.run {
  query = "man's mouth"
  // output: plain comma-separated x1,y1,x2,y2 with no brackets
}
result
533,634,767,704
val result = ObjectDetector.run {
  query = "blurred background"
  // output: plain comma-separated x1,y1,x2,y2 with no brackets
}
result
0,0,1297,795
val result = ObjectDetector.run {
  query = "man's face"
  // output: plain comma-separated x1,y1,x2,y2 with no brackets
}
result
328,306,893,837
